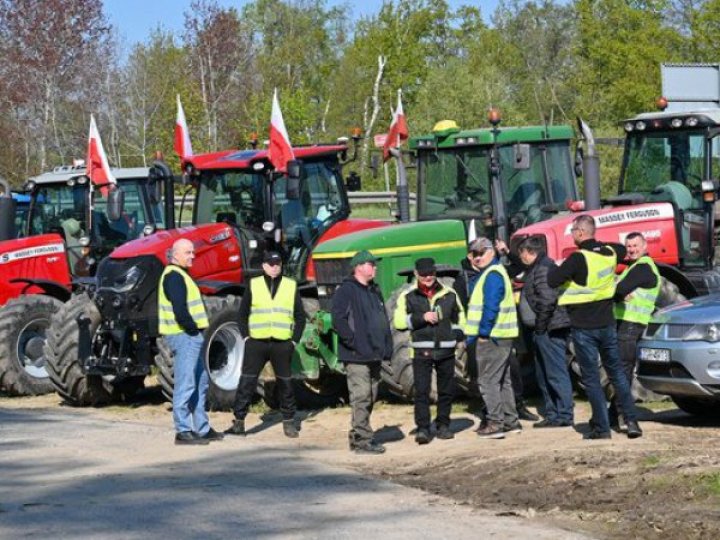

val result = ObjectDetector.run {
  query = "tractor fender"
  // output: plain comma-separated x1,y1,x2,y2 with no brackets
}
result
9,278,71,302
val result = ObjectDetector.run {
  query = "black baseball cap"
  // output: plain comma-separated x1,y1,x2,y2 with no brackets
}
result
415,257,436,276
263,251,282,264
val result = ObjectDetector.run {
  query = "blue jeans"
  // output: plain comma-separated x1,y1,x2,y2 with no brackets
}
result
534,329,573,423
166,333,209,435
571,325,637,433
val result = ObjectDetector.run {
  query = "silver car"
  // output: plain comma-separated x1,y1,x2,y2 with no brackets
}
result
637,294,720,416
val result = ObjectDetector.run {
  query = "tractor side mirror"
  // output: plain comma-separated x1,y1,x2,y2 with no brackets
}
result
512,144,531,170
149,161,172,204
107,187,125,222
574,144,584,178
370,154,380,179
346,171,362,192
286,160,301,200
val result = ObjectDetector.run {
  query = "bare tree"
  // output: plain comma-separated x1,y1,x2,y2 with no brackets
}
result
359,55,386,178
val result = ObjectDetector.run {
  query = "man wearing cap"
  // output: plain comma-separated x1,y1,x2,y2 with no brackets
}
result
547,214,642,440
226,251,306,438
394,257,465,444
159,238,223,445
463,237,520,439
331,250,393,454
610,231,660,429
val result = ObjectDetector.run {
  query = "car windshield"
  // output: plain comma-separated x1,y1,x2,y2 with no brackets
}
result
417,147,491,220
195,171,266,230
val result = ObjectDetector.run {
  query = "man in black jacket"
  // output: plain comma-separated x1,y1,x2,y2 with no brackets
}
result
547,214,642,440
394,258,465,444
517,236,574,428
331,250,393,454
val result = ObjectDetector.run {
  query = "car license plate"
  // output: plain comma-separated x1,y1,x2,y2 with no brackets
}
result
639,348,670,362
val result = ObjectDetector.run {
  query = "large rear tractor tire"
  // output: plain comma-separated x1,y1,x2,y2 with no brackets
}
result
155,295,245,411
44,292,116,406
0,295,64,396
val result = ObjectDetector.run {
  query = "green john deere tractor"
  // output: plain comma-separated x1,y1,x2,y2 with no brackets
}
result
293,118,579,404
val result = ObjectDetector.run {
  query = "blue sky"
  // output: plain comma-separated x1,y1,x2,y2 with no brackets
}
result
104,0,503,47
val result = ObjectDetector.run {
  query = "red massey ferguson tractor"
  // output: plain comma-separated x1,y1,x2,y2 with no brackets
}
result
0,164,170,396
43,142,388,409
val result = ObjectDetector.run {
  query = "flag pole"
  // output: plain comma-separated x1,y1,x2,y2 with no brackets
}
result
384,159,392,218
394,89,401,218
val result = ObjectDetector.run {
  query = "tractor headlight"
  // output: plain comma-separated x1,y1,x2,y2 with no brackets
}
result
108,265,145,293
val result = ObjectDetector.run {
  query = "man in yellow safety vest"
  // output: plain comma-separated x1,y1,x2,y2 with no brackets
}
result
225,251,306,438
548,214,642,440
463,237,520,439
158,238,222,445
610,231,660,429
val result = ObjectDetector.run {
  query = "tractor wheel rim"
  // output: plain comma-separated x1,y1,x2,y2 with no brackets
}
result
16,317,50,379
206,321,244,391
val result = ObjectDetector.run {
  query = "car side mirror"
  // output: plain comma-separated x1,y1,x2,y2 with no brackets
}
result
107,187,125,222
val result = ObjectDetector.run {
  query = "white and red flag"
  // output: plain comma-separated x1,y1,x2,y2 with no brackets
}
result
268,88,295,173
86,114,116,197
174,94,193,160
383,89,409,162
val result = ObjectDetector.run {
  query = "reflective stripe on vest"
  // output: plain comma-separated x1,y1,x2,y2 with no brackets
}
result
158,266,209,336
463,263,518,339
248,276,296,340
558,249,617,306
614,256,661,324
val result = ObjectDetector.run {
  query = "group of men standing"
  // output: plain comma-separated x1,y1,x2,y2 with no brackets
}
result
158,211,659,450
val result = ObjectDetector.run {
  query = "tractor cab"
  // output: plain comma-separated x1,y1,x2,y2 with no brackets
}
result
619,109,720,269
185,145,351,281
412,120,577,241
21,165,165,276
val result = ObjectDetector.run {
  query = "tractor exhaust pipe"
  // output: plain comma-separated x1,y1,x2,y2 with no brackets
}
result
389,147,411,222
0,176,17,241
577,117,601,211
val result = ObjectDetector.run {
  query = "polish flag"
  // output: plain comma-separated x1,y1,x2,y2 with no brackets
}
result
383,90,409,162
268,88,295,173
86,114,116,197
174,94,193,160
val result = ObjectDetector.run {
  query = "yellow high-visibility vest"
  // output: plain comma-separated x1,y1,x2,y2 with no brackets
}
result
614,256,661,324
158,265,209,336
248,276,296,340
558,249,616,306
463,263,518,339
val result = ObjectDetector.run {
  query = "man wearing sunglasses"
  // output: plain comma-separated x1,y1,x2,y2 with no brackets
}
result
462,237,520,439
393,258,466,444
226,251,306,439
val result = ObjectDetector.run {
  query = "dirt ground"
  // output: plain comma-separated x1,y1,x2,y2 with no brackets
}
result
3,388,720,539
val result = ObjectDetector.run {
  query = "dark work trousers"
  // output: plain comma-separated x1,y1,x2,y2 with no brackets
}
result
475,339,518,426
533,329,573,424
609,321,646,421
233,338,296,421
345,362,381,448
412,352,455,430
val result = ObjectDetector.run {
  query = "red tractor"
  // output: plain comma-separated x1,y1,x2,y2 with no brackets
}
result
44,141,387,409
0,164,171,396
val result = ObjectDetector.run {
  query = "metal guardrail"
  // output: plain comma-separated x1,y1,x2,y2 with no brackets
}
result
173,191,416,208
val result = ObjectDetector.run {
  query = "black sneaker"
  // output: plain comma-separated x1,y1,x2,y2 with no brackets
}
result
534,419,573,428
283,420,299,438
503,421,523,434
625,420,643,439
175,431,210,445
352,442,386,454
516,402,540,422
415,428,431,445
201,427,225,441
583,430,612,440
224,419,246,436
436,424,454,440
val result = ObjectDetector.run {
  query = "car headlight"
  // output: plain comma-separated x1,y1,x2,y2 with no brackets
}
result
683,323,720,342
107,265,145,293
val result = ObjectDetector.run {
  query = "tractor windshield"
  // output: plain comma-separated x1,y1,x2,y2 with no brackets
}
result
622,131,708,207
417,147,491,220
500,141,576,230
195,171,266,229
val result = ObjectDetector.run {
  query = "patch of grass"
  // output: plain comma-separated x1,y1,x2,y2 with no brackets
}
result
248,400,271,414
642,454,661,468
697,472,720,496
642,399,675,412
